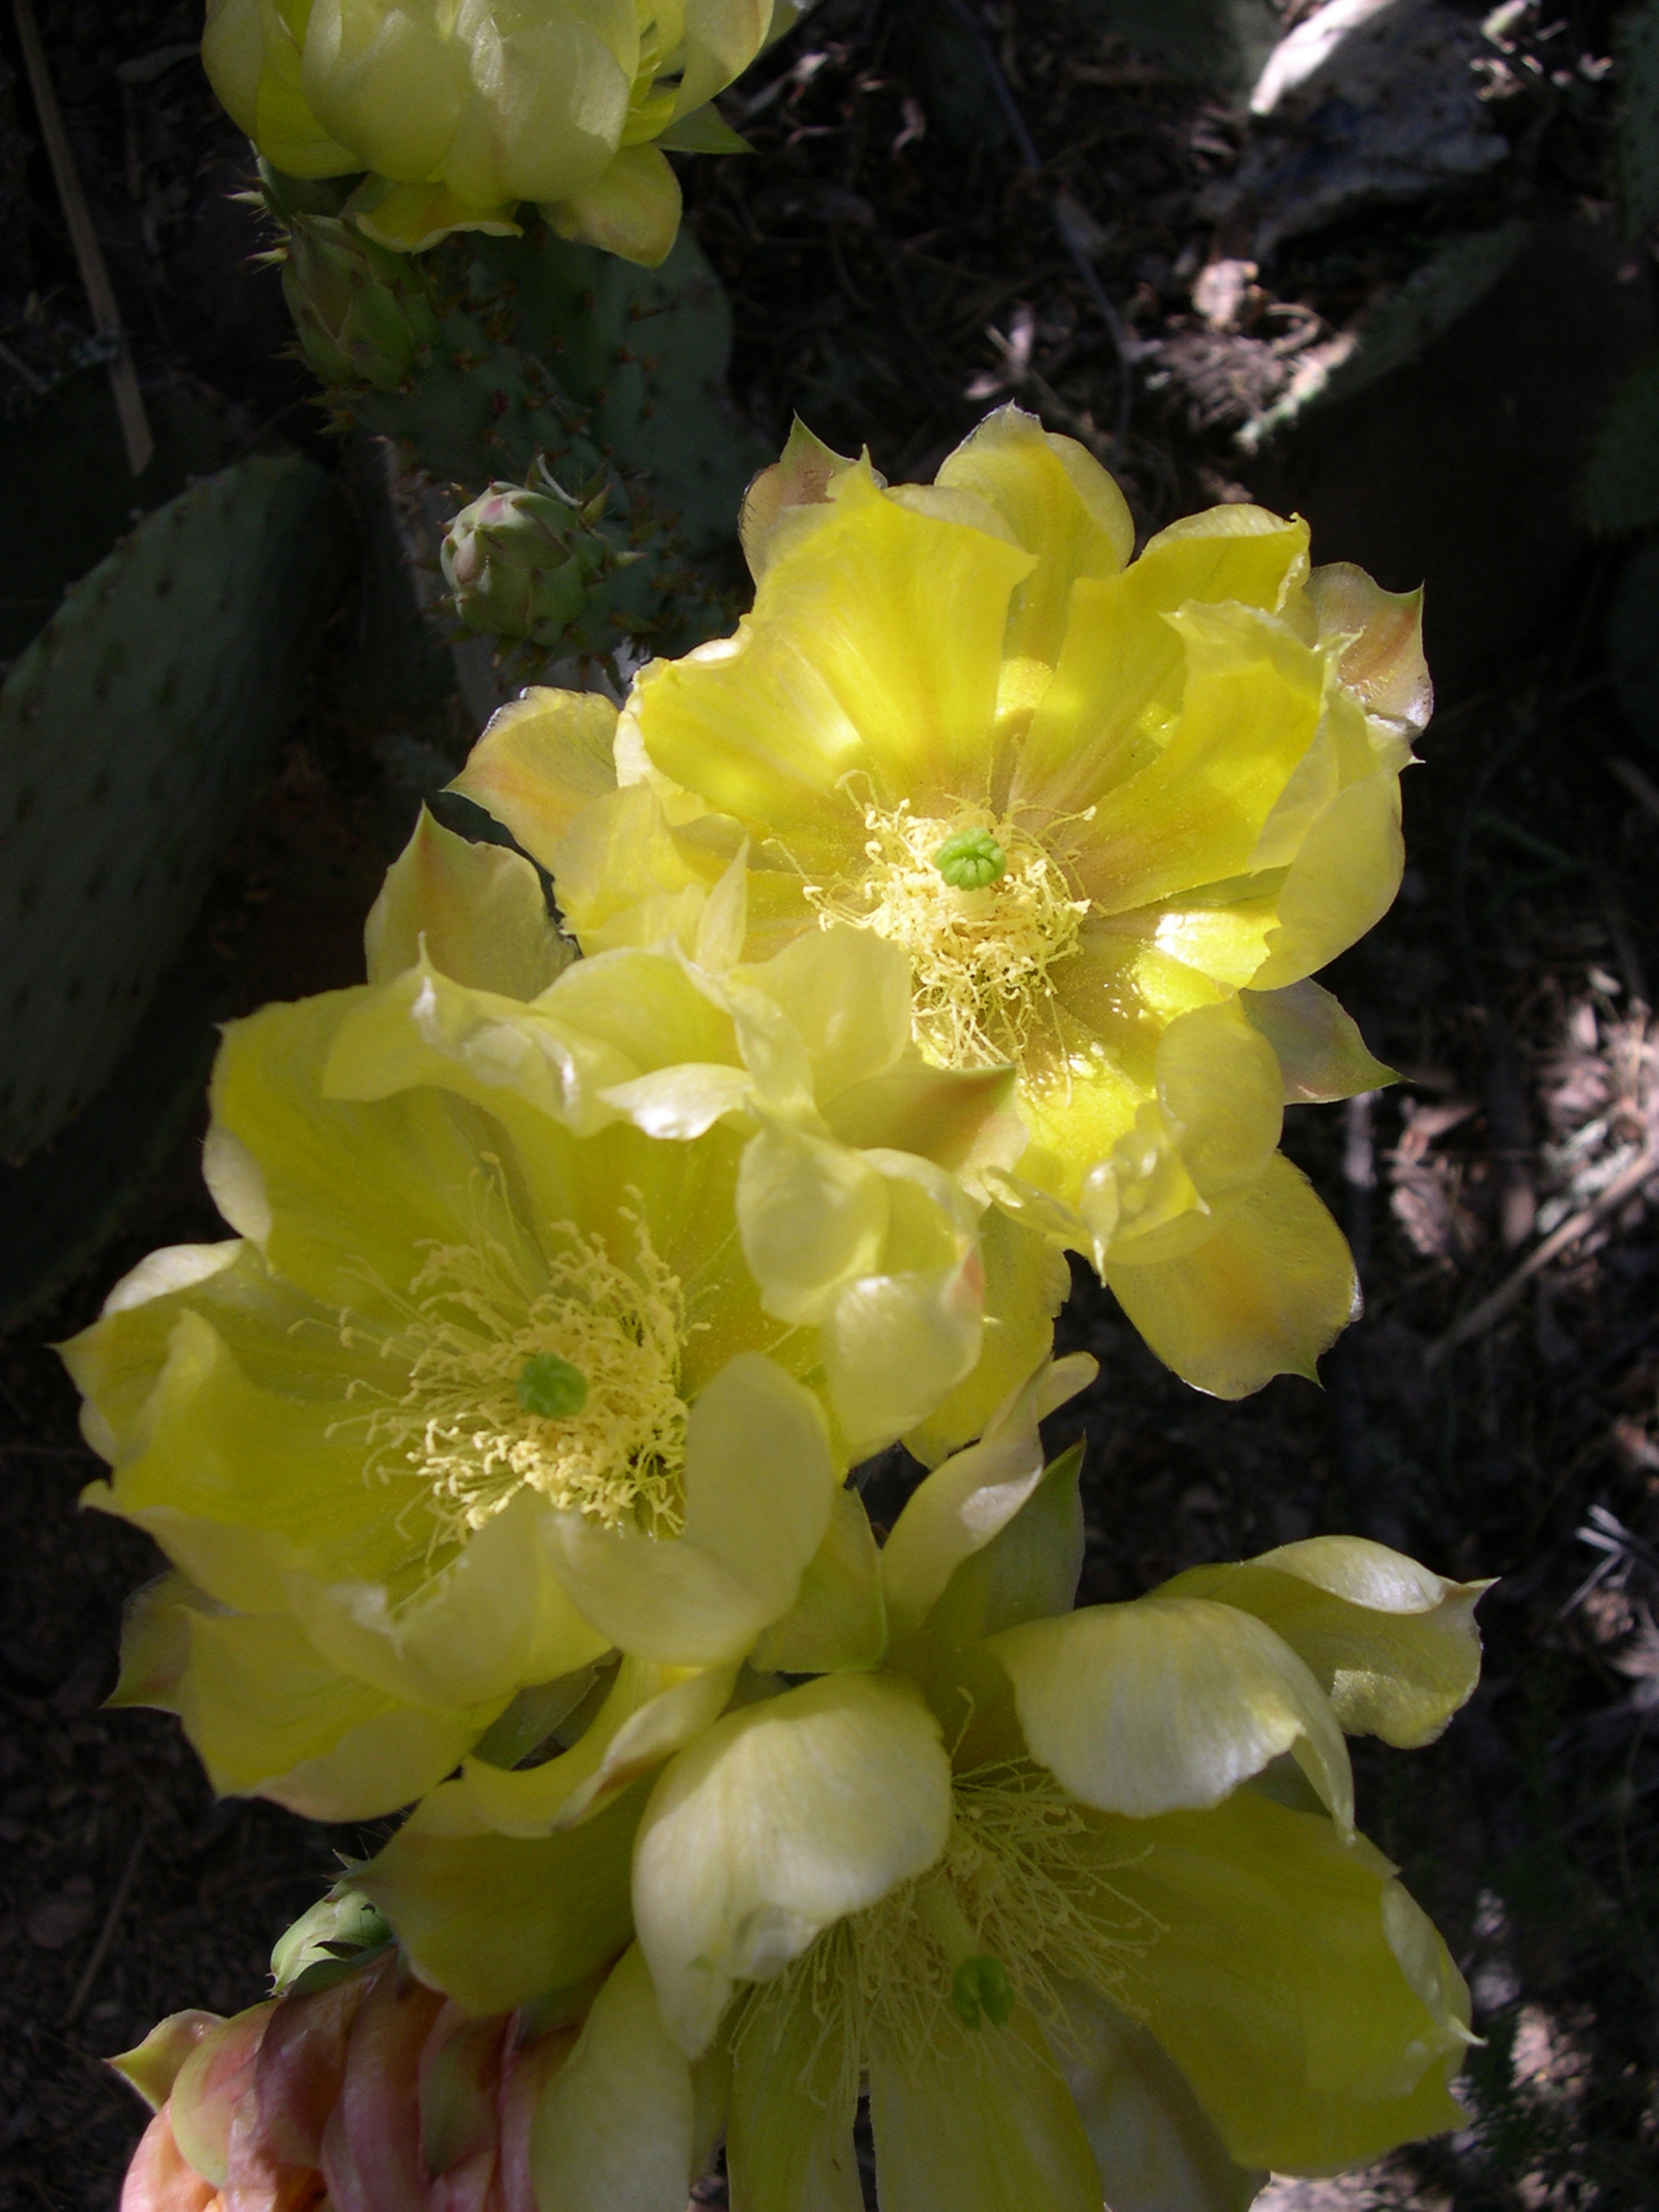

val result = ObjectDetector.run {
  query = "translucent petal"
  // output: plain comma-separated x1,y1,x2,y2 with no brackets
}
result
635,465,1033,827
365,808,566,999
168,1604,480,1818
990,1594,1353,1827
633,1673,952,2056
432,1658,738,1836
450,688,621,876
1240,978,1394,1103
883,1353,1095,1645
1157,1536,1488,1749
1106,1153,1358,1399
1307,563,1432,734
1251,766,1404,990
1053,1983,1265,2212
1015,505,1310,817
289,1488,611,1712
1073,603,1327,921
902,1211,1072,1467
748,1487,886,1674
545,143,681,267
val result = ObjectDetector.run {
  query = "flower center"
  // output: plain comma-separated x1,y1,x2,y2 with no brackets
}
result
807,801,1088,1069
734,1762,1152,2103
358,1215,689,1541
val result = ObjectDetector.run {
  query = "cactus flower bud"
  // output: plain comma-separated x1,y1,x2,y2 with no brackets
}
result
278,203,441,393
441,466,625,650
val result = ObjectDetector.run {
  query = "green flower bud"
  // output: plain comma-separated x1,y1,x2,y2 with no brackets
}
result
279,207,441,394
441,467,628,650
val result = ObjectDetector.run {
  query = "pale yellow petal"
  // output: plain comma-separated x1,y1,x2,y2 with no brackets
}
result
355,1778,648,2015
1094,1790,1472,2173
450,688,622,874
633,1673,952,2056
727,1963,862,2212
1158,1536,1488,1749
748,1487,887,1674
1106,1153,1358,1399
936,403,1133,671
990,1594,1353,1827
365,808,567,999
531,1945,695,2212
545,1353,838,1665
1240,978,1394,1103
1015,505,1310,816
868,2002,1102,2212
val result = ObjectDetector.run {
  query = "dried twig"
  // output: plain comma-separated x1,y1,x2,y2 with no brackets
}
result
1609,754,1659,833
1427,1140,1659,1366
11,0,153,475
64,1818,147,2026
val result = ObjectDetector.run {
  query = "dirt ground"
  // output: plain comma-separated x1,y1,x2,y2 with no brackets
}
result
3,2,1658,2206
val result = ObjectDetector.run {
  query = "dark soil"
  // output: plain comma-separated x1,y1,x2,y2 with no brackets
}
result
4,2,1658,2206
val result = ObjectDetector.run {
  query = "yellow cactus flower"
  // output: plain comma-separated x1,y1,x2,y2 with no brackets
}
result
62,812,1028,1822
202,0,785,262
450,405,1427,1397
344,1361,1486,2198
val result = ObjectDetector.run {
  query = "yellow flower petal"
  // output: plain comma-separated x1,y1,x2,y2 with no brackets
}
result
355,1775,649,2014
530,1945,695,2212
1157,1536,1489,1749
867,2001,1102,2212
289,1487,611,1712
433,1657,738,1837
748,1486,887,1674
545,142,682,268
726,1951,863,2212
346,176,524,253
1015,505,1309,817
902,1208,1072,1467
365,808,568,998
1251,762,1405,990
1055,1982,1265,2212
633,1673,952,2056
1075,603,1327,920
989,1594,1354,1828
740,417,860,583
883,1353,1096,1646
935,403,1133,670
544,1352,838,1665
1307,562,1433,735
1106,1152,1358,1398
638,466,1034,828
174,1605,479,1818
450,688,621,876
1094,1789,1472,2173
1240,978,1395,1102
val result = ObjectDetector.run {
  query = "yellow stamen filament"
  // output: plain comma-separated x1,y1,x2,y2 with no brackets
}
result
354,1216,689,1541
806,799,1089,1069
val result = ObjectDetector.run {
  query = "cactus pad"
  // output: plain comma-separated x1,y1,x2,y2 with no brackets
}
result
0,453,352,1156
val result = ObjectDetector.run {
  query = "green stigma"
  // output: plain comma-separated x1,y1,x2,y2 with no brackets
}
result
950,1953,1015,2031
933,825,1008,890
515,1352,589,1419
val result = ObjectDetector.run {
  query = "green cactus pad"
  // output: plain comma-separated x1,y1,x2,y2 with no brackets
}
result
0,453,352,1156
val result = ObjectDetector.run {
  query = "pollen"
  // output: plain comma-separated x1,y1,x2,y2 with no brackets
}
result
734,1760,1154,2107
807,799,1089,1069
356,1213,689,1542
